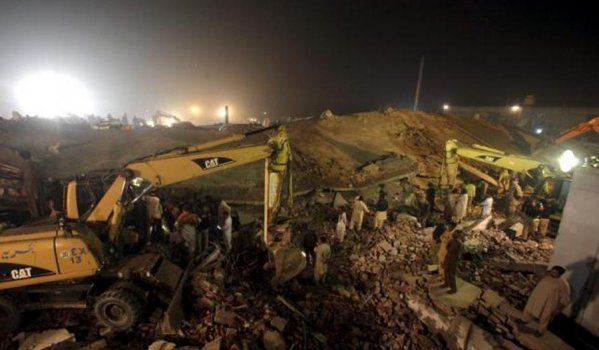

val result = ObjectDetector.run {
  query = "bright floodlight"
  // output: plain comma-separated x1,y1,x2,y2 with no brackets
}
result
15,71,94,117
558,150,579,172
535,128,543,134
442,104,450,111
189,105,201,116
217,106,229,118
510,104,521,112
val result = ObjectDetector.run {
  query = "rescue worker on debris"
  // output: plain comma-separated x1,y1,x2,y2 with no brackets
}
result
374,193,389,231
175,204,200,259
431,221,447,263
426,182,436,212
453,188,468,223
443,231,463,294
498,169,511,195
301,224,318,265
480,189,494,218
519,266,571,336
537,199,554,238
313,235,331,283
222,210,233,251
437,223,455,282
349,195,369,232
476,179,488,203
335,206,348,242
144,192,163,242
416,192,430,228
465,182,476,213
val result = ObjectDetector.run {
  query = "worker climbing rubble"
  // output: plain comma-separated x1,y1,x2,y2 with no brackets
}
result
313,235,331,283
349,195,369,233
335,206,348,242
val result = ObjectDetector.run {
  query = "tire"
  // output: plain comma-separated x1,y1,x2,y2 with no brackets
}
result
93,290,141,331
0,295,21,334
109,281,148,305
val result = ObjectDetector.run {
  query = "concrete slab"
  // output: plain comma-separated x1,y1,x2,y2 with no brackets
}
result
496,303,574,350
428,277,482,309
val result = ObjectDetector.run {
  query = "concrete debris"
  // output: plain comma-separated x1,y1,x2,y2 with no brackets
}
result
79,339,108,350
262,330,286,350
148,340,177,350
200,337,221,350
270,317,288,332
18,329,75,350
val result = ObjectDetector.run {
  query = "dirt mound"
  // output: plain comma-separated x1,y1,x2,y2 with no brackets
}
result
0,109,561,202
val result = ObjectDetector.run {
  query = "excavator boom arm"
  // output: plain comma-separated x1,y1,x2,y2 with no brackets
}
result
85,127,291,223
555,117,599,144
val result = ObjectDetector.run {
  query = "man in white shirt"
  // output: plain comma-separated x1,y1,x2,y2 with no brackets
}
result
222,210,233,251
481,190,494,218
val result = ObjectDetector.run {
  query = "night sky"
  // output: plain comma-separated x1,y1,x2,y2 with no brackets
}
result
0,0,597,122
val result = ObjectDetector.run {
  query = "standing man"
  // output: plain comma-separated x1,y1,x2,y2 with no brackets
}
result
313,236,331,283
481,190,494,218
520,266,571,335
453,188,468,223
301,225,318,265
498,169,511,195
426,182,436,212
335,206,348,242
437,226,454,283
222,210,233,251
175,204,199,259
465,182,476,213
373,193,389,231
349,196,369,232
444,231,462,294
144,192,163,242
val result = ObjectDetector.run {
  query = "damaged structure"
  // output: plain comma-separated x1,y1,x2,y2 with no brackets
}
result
1,109,598,349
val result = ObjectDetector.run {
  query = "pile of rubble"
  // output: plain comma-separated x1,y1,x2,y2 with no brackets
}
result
460,227,554,308
170,213,443,349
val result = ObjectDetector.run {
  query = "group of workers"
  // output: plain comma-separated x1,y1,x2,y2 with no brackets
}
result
143,194,235,261
427,176,571,336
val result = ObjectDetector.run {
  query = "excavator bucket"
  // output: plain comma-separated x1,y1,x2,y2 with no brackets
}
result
270,243,307,286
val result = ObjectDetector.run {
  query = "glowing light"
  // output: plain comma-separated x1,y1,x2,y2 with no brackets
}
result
510,104,521,112
163,117,177,127
217,106,230,118
558,150,579,172
188,105,201,116
442,104,450,111
15,71,94,117
535,128,543,135
146,120,155,127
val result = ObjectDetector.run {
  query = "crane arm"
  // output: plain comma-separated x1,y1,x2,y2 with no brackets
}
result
554,117,599,144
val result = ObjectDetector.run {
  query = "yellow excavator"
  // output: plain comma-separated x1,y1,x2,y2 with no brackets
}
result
0,125,291,334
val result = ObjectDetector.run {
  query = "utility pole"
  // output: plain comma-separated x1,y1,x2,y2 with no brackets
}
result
413,55,425,111
225,105,229,124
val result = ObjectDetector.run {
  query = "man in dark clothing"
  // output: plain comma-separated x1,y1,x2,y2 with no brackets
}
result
301,226,318,265
426,183,436,212
444,231,462,294
374,193,389,230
